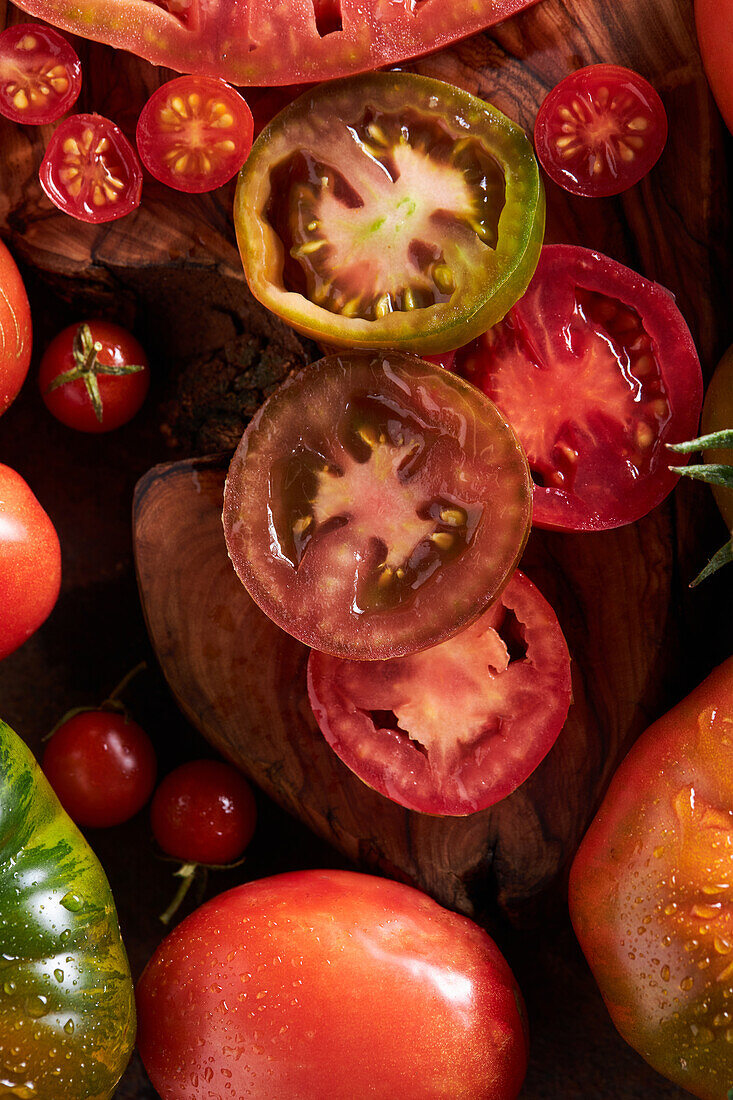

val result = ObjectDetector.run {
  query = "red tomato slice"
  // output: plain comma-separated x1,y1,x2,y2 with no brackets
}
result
534,65,667,198
39,113,143,223
307,570,571,816
223,351,532,661
136,75,254,194
0,23,81,125
454,245,704,532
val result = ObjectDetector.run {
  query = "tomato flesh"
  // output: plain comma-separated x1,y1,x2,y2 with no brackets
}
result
223,350,531,661
534,65,667,198
454,245,703,531
0,23,81,125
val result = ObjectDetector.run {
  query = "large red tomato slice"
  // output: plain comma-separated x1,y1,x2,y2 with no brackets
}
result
11,0,541,86
308,569,571,815
454,245,703,531
223,351,531,661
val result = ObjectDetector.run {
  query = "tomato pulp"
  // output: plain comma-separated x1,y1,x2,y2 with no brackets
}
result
0,23,81,125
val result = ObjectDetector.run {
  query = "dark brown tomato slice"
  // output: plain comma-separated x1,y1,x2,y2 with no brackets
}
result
223,351,532,661
0,23,81,125
534,65,667,198
307,570,571,815
454,245,703,532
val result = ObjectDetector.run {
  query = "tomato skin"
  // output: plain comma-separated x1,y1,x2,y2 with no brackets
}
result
151,760,256,864
0,22,81,125
569,659,733,1100
695,0,733,136
136,869,528,1100
0,238,32,416
0,464,61,661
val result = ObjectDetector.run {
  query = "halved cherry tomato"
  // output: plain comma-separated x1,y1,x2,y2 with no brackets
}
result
307,570,571,816
223,350,532,661
136,75,253,194
534,65,667,198
40,113,143,223
454,245,703,532
234,72,545,355
0,23,81,125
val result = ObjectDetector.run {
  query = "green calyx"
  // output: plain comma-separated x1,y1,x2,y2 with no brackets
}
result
668,429,733,587
46,323,146,423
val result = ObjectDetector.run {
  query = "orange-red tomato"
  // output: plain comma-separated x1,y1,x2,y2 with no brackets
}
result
695,0,733,136
0,239,32,416
569,659,733,1100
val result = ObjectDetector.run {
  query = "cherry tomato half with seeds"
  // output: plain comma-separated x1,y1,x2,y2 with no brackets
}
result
40,113,143,223
39,320,149,432
454,245,703,532
534,64,667,198
0,22,81,125
308,570,572,816
223,350,532,661
136,75,254,194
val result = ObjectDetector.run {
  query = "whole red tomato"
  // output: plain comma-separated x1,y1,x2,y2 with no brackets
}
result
0,465,61,660
137,869,528,1100
39,320,149,432
695,0,733,136
569,658,733,1100
0,238,32,416
151,759,256,865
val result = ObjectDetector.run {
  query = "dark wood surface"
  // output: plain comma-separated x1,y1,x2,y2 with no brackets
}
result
0,0,731,1096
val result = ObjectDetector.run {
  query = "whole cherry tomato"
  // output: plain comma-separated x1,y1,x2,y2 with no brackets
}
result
39,320,149,432
0,238,32,416
151,759,256,865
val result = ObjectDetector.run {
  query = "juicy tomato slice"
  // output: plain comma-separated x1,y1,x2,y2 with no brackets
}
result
454,245,703,532
39,113,143,224
136,75,253,194
0,22,81,125
223,351,532,661
534,65,668,198
234,72,545,356
307,570,571,816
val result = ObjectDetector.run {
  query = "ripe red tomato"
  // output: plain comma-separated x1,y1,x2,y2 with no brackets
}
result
695,0,733,136
308,570,572,815
454,245,703,531
0,238,32,416
136,75,253,193
223,350,531,661
569,658,733,1100
136,869,528,1100
39,320,149,432
534,65,667,197
39,113,143,223
151,760,256,865
42,711,157,827
0,23,81,125
0,464,61,661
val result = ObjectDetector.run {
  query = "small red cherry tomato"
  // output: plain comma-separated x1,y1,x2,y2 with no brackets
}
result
39,320,149,432
136,75,253,194
43,711,157,828
534,65,668,198
151,760,257,865
0,23,81,125
40,113,143,223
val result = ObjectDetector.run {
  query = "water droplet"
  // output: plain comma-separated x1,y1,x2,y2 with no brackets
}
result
3,980,16,996
25,995,49,1019
54,969,64,983
661,965,670,983
681,977,694,991
60,893,83,913
64,1019,74,1035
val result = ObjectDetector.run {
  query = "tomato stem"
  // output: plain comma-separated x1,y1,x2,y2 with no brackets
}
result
104,660,147,706
45,322,147,423
159,862,203,926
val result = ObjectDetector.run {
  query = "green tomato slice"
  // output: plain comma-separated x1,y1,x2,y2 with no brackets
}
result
234,72,545,354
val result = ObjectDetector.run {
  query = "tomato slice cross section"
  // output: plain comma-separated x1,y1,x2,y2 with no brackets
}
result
0,23,81,125
223,351,532,661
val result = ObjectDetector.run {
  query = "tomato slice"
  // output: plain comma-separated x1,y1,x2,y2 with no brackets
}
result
454,245,704,532
534,65,668,198
234,72,545,355
307,570,571,816
136,75,253,194
39,113,143,223
0,23,81,125
223,351,532,661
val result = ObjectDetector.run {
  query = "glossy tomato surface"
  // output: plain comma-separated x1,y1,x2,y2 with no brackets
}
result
223,350,532,661
0,22,81,124
569,658,733,1100
0,238,32,416
0,464,61,661
454,245,703,531
695,0,733,136
137,869,528,1100
151,760,256,864
234,72,544,355
534,64,667,197
136,75,253,193
40,113,143,223
10,0,541,86
308,570,571,815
